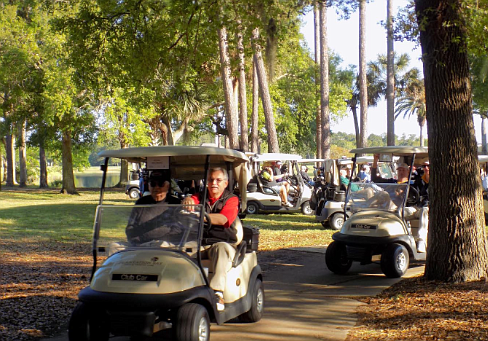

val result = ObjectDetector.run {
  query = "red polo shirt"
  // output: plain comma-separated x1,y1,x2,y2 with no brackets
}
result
191,194,239,228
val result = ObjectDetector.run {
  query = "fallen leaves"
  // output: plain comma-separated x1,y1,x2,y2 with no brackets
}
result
0,239,91,340
346,276,488,340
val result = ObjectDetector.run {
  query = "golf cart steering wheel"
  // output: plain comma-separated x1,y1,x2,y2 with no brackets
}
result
203,212,212,231
406,186,420,206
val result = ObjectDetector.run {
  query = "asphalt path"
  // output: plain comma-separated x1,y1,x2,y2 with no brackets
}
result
44,247,425,341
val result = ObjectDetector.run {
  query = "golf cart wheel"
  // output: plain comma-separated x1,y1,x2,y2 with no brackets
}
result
330,213,345,230
175,303,210,341
68,302,109,341
239,278,264,323
325,241,352,275
320,220,328,229
381,243,410,278
301,201,313,215
246,201,259,215
128,187,140,199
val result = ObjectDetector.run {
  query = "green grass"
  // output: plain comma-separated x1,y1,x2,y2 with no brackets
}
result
0,190,334,252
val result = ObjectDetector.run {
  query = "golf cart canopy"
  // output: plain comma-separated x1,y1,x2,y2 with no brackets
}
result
479,155,488,164
350,146,429,165
249,153,303,162
98,146,250,206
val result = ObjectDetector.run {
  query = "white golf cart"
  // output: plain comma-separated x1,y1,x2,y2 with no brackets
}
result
325,146,429,278
68,146,263,341
245,153,313,215
479,154,488,221
313,157,374,230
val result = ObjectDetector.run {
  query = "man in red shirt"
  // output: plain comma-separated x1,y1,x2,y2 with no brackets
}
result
182,167,242,311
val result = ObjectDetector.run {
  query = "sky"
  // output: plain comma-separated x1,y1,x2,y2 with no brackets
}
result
299,0,483,142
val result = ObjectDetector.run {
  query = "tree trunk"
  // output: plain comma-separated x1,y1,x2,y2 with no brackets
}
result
348,99,361,148
418,115,426,147
18,121,27,187
39,144,48,188
482,115,487,154
386,0,395,146
5,133,16,186
60,130,77,194
252,28,279,153
314,2,322,158
359,0,368,148
237,21,249,152
415,0,488,282
251,61,260,153
118,136,129,188
319,1,330,160
218,27,239,150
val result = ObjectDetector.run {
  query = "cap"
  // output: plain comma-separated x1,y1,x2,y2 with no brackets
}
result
423,161,430,165
149,170,169,180
397,163,409,169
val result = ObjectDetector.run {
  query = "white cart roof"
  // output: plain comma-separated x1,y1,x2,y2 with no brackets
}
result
99,146,249,198
350,146,428,156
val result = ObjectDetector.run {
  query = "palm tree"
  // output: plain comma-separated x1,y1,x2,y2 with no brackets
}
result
395,70,426,146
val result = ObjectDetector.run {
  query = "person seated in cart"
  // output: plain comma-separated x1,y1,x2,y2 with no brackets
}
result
125,170,182,246
182,167,243,311
370,155,429,252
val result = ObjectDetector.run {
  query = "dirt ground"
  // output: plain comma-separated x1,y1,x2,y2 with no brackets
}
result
1,242,488,341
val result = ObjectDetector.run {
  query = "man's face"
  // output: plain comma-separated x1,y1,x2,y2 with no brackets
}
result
397,167,409,180
208,170,228,198
149,178,170,202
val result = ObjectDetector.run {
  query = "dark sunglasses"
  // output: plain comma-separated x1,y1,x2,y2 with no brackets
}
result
149,179,166,187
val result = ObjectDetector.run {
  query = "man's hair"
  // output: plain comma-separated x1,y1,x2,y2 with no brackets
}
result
209,167,228,181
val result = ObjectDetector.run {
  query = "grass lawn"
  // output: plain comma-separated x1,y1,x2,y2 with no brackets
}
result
0,189,334,252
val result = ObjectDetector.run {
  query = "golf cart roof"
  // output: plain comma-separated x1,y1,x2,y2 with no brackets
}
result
350,146,428,156
299,158,325,163
98,146,249,195
479,155,488,164
250,153,303,162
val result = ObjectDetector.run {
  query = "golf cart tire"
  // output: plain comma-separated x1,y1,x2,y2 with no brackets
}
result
175,303,210,341
301,201,313,215
239,278,264,323
320,220,328,229
330,213,345,230
381,243,410,278
325,241,352,275
68,302,109,341
128,187,140,199
246,201,259,215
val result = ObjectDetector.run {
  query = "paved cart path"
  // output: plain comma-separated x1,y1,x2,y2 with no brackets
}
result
44,247,424,341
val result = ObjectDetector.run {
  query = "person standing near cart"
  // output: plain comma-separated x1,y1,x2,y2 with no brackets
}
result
182,167,243,311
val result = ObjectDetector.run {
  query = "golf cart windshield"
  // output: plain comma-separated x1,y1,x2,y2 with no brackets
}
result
95,204,205,257
346,182,409,213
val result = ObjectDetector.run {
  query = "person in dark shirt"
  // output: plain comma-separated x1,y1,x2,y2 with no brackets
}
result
126,170,181,246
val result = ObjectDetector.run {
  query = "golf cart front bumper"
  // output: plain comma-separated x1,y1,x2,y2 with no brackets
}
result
332,232,414,263
77,285,215,337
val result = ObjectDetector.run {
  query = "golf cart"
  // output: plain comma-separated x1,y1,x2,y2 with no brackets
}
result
313,157,374,230
478,154,488,220
325,146,429,278
69,146,263,341
245,153,313,215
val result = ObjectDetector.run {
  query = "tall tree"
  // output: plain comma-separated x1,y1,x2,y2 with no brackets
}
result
319,0,330,159
358,0,368,148
314,1,322,159
236,19,249,152
250,61,260,153
395,68,426,146
386,0,395,146
414,0,488,282
251,28,279,153
218,26,239,150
